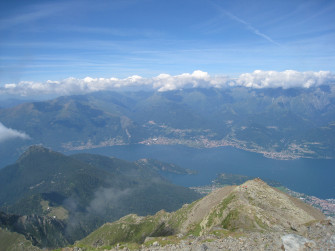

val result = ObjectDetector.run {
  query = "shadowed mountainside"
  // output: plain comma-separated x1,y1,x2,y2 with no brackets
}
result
0,146,200,248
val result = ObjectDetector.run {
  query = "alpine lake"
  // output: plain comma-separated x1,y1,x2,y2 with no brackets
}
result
67,144,335,199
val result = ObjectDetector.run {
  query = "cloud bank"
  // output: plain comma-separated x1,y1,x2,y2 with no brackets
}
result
236,70,333,89
0,122,30,143
1,70,334,96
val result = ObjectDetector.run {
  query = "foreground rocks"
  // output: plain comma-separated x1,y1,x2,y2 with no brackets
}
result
65,179,335,250
65,221,335,250
90,219,333,251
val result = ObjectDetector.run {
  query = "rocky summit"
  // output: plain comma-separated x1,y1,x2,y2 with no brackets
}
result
69,178,335,250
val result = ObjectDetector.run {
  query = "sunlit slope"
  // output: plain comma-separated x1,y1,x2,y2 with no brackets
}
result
76,179,325,249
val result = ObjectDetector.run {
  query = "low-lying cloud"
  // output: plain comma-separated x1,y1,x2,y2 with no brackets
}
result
0,122,30,142
86,187,132,215
236,70,333,89
1,70,334,96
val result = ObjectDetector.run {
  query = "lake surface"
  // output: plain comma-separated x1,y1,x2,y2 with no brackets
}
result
68,144,335,199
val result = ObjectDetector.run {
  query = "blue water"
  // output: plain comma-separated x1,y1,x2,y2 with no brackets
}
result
68,145,335,199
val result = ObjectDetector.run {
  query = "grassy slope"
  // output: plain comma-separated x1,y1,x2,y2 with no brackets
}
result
0,146,201,249
75,179,325,250
0,228,40,251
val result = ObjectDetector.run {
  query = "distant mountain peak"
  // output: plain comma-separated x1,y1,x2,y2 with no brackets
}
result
26,145,51,153
18,145,53,161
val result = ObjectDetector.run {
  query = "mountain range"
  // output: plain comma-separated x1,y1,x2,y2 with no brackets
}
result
1,85,335,249
0,146,200,248
1,147,334,250
1,85,335,167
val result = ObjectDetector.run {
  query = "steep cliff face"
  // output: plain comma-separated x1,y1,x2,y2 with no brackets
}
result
74,179,334,250
0,227,40,251
0,212,69,248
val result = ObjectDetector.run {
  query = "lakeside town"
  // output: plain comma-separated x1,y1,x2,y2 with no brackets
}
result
282,187,335,218
60,119,326,160
62,132,311,161
139,135,305,160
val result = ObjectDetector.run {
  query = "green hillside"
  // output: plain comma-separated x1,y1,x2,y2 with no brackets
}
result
0,227,40,251
0,146,200,248
0,212,69,248
75,179,328,250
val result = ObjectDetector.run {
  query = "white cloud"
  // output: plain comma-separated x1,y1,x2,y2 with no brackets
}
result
235,70,333,89
0,122,30,143
152,70,215,92
0,70,334,96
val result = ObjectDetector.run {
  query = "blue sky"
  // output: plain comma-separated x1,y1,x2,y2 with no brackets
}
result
0,0,334,86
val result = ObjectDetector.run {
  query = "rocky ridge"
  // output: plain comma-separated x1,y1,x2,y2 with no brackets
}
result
71,179,335,250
